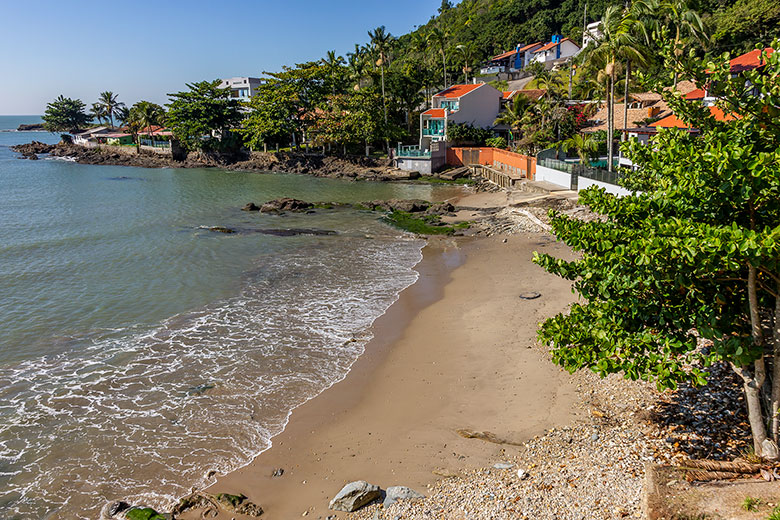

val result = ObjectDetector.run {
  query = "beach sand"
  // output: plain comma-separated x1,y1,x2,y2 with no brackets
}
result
186,234,580,519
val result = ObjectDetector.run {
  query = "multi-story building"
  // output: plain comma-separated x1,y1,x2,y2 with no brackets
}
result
531,36,581,67
218,77,264,101
419,83,502,150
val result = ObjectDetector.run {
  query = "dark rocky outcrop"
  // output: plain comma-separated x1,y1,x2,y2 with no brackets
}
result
16,123,45,131
242,202,261,211
328,480,382,512
12,141,54,159
361,199,430,213
10,142,434,183
259,198,314,213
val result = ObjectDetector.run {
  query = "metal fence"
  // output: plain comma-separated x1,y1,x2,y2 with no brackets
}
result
539,158,620,186
396,145,431,158
140,138,171,149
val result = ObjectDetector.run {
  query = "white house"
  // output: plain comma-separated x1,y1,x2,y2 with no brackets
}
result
480,42,542,74
218,77,264,101
419,83,502,150
72,126,111,145
582,21,602,48
531,36,581,67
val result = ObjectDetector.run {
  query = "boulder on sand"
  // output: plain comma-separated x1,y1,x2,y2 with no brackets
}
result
328,480,381,512
382,486,425,508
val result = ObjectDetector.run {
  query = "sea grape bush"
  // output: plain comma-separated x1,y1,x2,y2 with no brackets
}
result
534,41,780,458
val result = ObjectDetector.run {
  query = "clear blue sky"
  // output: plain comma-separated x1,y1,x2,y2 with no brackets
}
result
0,1,445,115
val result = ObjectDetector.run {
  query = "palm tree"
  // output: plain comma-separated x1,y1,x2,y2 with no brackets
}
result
322,50,346,96
368,26,394,126
493,93,534,148
97,91,125,128
656,0,708,86
427,26,450,89
128,101,165,149
347,44,367,90
116,106,130,127
619,2,653,141
455,42,477,83
559,134,599,165
580,6,647,171
90,103,107,125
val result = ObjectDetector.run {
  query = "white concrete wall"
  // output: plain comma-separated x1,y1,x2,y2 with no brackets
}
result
578,177,634,197
449,84,501,129
535,164,572,189
559,40,580,59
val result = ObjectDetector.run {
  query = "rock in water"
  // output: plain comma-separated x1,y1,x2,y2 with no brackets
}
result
242,202,260,211
259,198,314,213
382,486,425,508
328,480,381,512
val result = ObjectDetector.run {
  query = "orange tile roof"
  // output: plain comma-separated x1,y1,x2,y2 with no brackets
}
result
423,108,446,117
517,42,542,53
502,91,516,99
433,84,484,98
729,48,774,73
651,106,738,129
684,88,705,100
534,38,577,53
492,49,518,61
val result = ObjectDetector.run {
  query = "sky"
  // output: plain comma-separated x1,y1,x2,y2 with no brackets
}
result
0,1,445,115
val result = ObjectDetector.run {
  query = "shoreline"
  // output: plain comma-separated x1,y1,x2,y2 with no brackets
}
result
178,233,581,519
10,141,424,182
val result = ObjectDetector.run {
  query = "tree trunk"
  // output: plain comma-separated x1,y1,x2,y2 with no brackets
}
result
380,64,388,125
739,265,780,459
623,60,631,142
772,280,780,444
607,71,615,173
365,139,369,157
443,52,448,89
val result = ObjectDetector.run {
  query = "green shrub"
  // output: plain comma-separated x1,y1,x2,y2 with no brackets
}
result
486,136,507,149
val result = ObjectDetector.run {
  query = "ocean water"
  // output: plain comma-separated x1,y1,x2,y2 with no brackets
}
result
0,118,462,518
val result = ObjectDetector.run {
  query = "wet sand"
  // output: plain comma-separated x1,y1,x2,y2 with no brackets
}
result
188,234,579,519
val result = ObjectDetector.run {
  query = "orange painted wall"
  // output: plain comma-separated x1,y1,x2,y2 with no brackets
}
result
447,147,536,180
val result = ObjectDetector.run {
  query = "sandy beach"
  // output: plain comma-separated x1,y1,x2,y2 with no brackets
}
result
183,232,581,519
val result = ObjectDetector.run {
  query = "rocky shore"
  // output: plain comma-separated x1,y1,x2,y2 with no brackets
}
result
11,141,422,181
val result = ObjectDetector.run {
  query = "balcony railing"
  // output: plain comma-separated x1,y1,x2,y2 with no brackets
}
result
396,145,431,158
422,128,445,136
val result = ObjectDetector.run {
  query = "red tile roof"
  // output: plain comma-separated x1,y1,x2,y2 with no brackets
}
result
651,106,738,128
534,38,577,53
433,84,484,98
517,42,542,53
683,88,705,100
502,91,516,99
423,108,446,117
492,49,518,61
729,48,774,73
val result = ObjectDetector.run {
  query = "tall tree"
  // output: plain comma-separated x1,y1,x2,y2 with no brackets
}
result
322,50,346,96
166,80,244,152
97,91,125,128
535,45,780,459
580,6,646,171
90,102,107,125
455,42,477,83
42,95,90,133
427,26,451,89
368,26,394,127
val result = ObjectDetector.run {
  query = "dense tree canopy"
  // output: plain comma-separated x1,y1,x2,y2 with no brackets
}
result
42,95,90,133
535,43,780,458
166,81,244,152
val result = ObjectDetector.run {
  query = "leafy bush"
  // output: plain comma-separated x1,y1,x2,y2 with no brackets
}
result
447,123,493,146
485,136,507,149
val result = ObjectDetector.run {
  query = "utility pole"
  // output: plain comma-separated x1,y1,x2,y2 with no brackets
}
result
582,2,588,46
